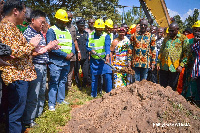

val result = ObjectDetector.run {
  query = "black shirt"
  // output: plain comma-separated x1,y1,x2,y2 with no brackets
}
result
76,30,89,60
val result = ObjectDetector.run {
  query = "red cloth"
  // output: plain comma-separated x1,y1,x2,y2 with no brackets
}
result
177,67,185,94
186,33,194,39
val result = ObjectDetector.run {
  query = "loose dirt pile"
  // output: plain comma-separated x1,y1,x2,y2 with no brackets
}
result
65,80,200,133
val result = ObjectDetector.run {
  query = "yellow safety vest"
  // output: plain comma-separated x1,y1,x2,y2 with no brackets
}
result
50,25,72,54
88,31,106,59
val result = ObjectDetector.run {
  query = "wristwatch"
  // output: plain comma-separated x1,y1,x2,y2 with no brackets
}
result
78,51,81,53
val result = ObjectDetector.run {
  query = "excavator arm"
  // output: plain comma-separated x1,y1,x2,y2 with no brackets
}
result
139,0,170,27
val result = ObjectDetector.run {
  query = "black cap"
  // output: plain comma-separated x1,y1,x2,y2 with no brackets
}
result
76,18,85,25
184,28,193,34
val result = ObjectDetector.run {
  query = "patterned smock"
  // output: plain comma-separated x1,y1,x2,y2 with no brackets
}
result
112,36,131,88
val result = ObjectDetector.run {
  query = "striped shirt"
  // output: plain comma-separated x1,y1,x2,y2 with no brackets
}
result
191,41,200,77
23,26,49,64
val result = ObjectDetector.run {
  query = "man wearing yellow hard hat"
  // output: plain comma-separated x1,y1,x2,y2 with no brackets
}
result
87,19,112,97
183,20,200,105
105,19,114,42
47,9,75,111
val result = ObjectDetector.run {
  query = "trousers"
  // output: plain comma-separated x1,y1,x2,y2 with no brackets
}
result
48,63,70,107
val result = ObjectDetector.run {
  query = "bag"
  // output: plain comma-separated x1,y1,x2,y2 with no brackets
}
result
0,43,12,56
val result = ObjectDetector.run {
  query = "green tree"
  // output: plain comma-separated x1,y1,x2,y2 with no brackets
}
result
174,15,184,33
23,0,121,25
184,9,199,29
123,6,141,26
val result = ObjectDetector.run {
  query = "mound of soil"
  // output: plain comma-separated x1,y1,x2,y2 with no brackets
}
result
65,80,200,133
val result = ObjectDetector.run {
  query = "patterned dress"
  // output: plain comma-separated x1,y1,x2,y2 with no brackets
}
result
113,36,131,88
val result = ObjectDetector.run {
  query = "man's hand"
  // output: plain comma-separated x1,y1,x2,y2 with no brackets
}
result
37,47,47,54
105,54,109,63
151,64,155,71
176,66,182,73
30,34,42,47
66,52,74,60
0,55,15,66
91,50,96,55
128,62,131,68
77,52,81,61
157,65,160,71
47,40,60,50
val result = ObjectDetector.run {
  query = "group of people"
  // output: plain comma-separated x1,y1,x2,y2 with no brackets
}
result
0,0,200,133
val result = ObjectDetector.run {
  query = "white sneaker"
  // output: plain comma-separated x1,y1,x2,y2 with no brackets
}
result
62,100,70,105
49,106,55,111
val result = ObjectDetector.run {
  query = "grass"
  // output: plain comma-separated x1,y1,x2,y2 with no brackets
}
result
29,85,103,133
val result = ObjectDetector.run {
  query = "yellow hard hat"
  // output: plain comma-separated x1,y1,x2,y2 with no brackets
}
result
166,27,169,33
130,24,136,29
105,19,113,28
55,9,69,22
192,20,200,28
93,19,105,29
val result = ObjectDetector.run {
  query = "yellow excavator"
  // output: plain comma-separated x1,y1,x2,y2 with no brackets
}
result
139,0,170,27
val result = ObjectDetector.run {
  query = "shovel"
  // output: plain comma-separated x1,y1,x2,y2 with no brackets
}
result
92,52,132,74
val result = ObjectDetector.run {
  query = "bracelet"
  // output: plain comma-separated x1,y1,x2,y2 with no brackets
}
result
78,51,81,53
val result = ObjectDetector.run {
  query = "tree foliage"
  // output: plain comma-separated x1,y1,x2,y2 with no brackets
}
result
173,9,199,33
23,0,121,25
174,15,184,33
184,9,199,29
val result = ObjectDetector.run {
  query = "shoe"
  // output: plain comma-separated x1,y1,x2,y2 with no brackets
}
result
30,122,38,127
62,100,70,105
49,106,55,111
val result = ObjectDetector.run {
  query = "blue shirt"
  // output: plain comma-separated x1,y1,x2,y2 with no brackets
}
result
86,33,112,75
46,25,75,66
23,26,49,64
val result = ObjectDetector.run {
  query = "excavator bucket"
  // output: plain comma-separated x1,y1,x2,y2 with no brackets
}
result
143,0,170,27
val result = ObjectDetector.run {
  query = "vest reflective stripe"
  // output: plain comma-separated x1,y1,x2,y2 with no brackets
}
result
50,25,72,54
57,39,72,43
92,46,105,50
96,52,106,56
60,46,72,50
88,31,106,59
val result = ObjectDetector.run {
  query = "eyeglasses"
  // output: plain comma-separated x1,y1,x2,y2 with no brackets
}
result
89,22,94,24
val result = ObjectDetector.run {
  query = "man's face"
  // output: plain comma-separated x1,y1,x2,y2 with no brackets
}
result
193,27,200,42
88,19,95,28
32,17,46,32
168,26,178,39
113,25,118,34
95,28,104,35
140,20,148,32
17,7,26,25
151,26,157,34
105,26,112,34
68,13,73,24
183,31,190,36
77,25,85,32
56,19,67,28
157,29,164,39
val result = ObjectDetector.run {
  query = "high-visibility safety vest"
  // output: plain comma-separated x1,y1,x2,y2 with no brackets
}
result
88,31,106,59
50,25,72,54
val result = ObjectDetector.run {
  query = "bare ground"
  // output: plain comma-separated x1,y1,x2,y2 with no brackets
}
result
64,80,200,133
